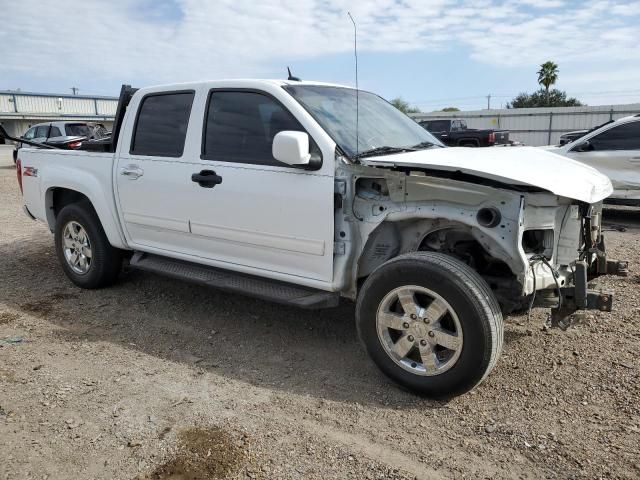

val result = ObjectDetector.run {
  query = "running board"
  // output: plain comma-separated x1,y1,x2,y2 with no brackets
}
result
129,252,340,309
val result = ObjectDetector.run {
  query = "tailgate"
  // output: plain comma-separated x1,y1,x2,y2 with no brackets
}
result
494,130,509,144
18,149,46,220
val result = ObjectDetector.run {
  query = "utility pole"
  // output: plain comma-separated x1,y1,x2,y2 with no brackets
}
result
486,94,491,110
70,87,79,95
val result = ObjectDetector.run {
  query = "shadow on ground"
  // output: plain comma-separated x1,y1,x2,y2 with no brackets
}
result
603,206,640,229
1,235,460,409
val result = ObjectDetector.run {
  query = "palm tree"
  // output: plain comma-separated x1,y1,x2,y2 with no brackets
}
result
537,61,559,106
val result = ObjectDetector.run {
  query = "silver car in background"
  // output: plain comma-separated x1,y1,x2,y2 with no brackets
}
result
12,121,109,162
547,115,640,205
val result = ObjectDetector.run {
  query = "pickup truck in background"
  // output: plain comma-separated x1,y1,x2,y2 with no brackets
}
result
4,79,626,398
419,119,510,147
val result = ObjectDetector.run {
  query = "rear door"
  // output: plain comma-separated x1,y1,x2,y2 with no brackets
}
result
114,90,197,252
567,120,640,199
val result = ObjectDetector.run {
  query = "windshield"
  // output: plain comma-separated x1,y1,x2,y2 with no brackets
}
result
284,85,443,158
65,123,90,137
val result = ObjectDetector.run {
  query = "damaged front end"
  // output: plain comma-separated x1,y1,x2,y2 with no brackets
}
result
334,145,628,330
525,202,628,329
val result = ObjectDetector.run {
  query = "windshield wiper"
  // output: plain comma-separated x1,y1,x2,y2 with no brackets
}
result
351,145,416,160
410,141,441,149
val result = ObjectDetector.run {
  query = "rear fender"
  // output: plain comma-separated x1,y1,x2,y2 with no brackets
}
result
42,167,127,249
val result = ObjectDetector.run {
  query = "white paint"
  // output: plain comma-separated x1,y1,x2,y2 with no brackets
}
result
362,146,613,204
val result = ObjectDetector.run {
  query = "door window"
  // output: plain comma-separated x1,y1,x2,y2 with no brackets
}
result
586,121,640,151
49,126,62,137
34,126,50,138
202,91,316,166
130,91,194,157
23,128,36,140
451,120,463,131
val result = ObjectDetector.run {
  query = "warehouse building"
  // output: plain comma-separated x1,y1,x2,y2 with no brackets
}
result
0,90,117,142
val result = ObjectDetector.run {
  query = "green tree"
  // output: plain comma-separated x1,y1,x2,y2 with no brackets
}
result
506,89,583,108
441,107,460,112
390,97,421,114
537,61,559,106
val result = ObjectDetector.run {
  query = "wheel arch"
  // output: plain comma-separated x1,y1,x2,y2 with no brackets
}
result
456,138,480,147
45,185,128,249
355,220,523,311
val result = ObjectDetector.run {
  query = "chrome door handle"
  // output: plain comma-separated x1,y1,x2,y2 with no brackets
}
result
120,165,144,179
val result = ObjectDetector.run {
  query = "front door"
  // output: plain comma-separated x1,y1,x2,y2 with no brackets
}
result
182,89,334,283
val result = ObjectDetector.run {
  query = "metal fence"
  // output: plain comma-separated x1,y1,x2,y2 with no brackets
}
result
411,103,640,146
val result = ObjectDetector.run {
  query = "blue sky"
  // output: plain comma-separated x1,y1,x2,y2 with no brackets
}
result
2,0,640,111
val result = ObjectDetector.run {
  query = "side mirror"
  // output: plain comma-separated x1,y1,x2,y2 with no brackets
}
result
272,131,311,166
574,140,593,152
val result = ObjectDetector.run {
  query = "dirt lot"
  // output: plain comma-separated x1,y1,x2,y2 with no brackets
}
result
1,161,639,479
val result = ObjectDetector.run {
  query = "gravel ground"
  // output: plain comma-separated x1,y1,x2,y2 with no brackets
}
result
1,162,639,480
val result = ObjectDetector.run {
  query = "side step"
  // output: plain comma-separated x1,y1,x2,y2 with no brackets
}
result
129,252,340,309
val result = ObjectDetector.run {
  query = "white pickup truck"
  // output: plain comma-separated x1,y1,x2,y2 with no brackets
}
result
7,79,627,398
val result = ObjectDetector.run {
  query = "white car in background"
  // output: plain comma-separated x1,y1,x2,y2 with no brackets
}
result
547,115,640,205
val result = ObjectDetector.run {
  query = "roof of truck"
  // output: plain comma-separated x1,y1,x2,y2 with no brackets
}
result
136,79,354,93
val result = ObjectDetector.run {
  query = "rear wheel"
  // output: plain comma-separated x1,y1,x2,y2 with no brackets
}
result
54,202,122,289
356,252,503,398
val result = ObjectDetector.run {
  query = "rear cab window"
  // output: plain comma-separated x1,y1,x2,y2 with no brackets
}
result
130,91,195,157
422,120,450,132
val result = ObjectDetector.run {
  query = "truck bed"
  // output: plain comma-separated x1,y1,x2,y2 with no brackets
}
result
19,148,125,248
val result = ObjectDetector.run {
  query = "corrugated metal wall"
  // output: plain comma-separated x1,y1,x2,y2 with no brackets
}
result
0,91,118,117
411,104,640,146
95,99,117,116
0,94,13,113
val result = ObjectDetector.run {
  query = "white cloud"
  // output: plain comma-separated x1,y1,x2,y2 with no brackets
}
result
1,0,639,102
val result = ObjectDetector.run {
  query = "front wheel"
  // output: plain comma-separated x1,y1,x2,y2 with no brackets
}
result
356,252,503,398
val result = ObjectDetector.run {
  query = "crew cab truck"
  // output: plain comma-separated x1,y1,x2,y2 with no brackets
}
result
9,80,626,398
420,118,510,147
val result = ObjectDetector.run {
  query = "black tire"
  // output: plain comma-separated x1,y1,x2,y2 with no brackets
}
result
356,252,503,398
54,201,122,289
